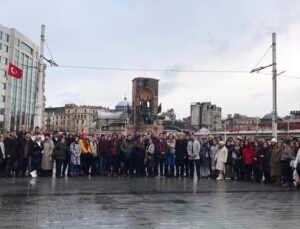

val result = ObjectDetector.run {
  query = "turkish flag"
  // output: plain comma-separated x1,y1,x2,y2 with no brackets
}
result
8,63,23,79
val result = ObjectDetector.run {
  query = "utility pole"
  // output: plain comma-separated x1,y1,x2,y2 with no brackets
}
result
34,24,46,129
272,33,277,138
250,33,282,139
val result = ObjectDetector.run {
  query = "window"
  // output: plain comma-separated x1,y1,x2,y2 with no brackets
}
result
0,83,6,90
0,31,2,39
0,96,5,102
4,33,9,42
0,43,2,50
0,57,8,64
4,45,8,52
0,108,4,114
82,120,84,124
0,70,6,77
20,42,33,55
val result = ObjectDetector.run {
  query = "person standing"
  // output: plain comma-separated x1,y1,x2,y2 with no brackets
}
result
121,134,135,176
210,139,219,179
135,137,146,177
69,136,81,176
89,134,98,176
53,138,67,178
145,137,155,178
271,139,283,185
200,137,211,178
187,134,201,180
242,140,254,181
155,133,168,177
98,135,108,176
0,134,5,177
40,133,54,177
215,141,228,180
231,140,243,180
165,134,176,177
281,143,294,187
175,134,187,177
261,142,272,184
79,133,92,175
30,135,44,178
19,132,32,177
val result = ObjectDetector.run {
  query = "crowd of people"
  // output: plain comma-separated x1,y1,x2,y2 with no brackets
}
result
0,126,300,188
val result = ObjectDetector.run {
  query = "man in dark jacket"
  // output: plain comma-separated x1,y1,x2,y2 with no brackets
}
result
120,134,135,176
154,133,168,177
175,134,187,177
19,132,33,177
4,132,18,177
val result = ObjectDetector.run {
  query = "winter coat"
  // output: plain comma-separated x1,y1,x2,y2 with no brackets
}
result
200,143,211,167
99,139,109,156
135,143,146,159
187,140,200,160
108,140,120,157
89,140,98,157
271,147,282,177
70,142,81,165
167,139,176,155
294,148,300,168
79,139,91,154
53,142,67,161
41,139,54,170
242,147,254,165
31,141,43,159
210,145,218,170
120,139,135,158
146,143,155,167
0,141,5,160
20,139,33,159
4,137,18,158
215,146,228,171
175,139,187,160
155,140,168,159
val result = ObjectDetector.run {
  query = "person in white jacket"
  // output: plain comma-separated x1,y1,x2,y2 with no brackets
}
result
293,148,300,186
187,134,201,180
215,141,228,180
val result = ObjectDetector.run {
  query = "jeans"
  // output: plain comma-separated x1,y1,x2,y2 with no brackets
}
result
99,155,107,175
56,160,63,177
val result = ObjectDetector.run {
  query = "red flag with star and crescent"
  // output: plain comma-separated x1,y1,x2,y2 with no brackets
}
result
8,63,23,79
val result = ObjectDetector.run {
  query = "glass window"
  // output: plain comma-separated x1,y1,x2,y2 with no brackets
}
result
4,33,9,42
0,43,2,50
0,108,4,115
20,42,33,55
0,83,6,90
4,45,8,52
0,57,8,64
0,96,5,102
0,31,2,39
0,70,6,77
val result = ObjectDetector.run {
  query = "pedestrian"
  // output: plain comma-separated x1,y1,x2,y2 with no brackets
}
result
89,134,98,176
210,139,219,179
79,132,92,175
215,141,228,180
134,137,146,177
69,136,81,176
0,134,5,177
120,134,135,176
200,137,211,178
145,137,155,177
19,132,32,177
281,142,294,187
231,140,243,180
40,133,54,177
175,134,187,177
165,134,176,177
30,134,44,178
155,133,168,177
187,134,201,180
271,139,283,185
53,138,67,178
242,140,254,181
261,142,272,183
98,135,108,176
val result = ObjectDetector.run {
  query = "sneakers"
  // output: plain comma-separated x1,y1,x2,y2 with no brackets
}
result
216,176,224,180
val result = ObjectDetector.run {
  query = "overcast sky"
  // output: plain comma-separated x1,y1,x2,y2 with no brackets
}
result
1,0,300,119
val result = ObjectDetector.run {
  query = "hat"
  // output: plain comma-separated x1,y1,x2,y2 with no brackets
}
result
271,138,277,143
219,141,225,145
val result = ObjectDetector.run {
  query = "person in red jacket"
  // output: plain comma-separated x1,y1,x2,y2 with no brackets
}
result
242,140,254,181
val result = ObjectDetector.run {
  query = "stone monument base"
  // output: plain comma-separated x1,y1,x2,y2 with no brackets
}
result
126,124,164,135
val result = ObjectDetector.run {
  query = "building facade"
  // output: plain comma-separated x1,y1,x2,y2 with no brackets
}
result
44,104,109,133
0,24,40,131
224,113,260,131
190,102,222,130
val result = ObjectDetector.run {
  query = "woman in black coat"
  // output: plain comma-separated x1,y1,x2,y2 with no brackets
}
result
30,135,43,176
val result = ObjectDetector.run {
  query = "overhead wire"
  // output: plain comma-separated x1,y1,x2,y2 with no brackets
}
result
251,44,272,70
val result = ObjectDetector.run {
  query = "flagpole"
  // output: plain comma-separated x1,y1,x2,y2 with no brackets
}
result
34,24,46,129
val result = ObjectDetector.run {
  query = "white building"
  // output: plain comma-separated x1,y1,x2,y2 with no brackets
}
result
0,24,40,131
190,102,222,130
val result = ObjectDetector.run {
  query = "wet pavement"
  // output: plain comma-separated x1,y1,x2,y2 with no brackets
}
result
0,177,299,229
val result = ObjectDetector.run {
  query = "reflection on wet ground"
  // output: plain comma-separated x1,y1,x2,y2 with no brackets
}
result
0,177,299,228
